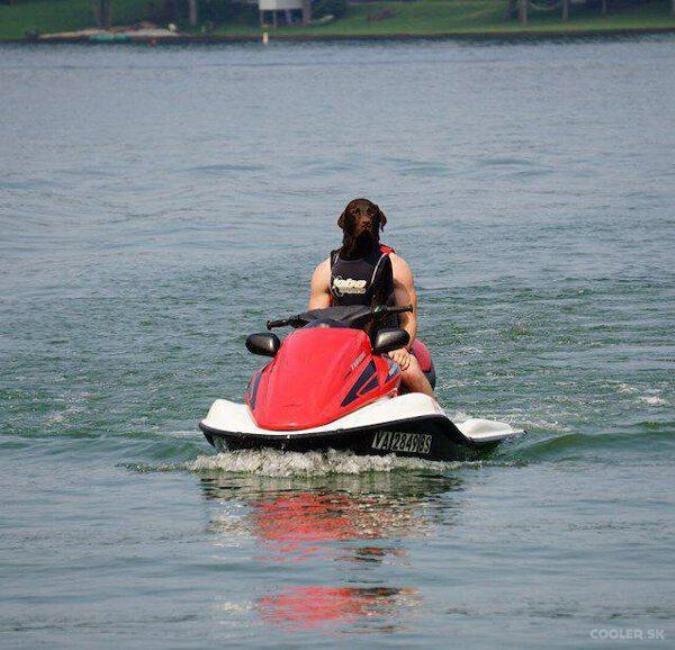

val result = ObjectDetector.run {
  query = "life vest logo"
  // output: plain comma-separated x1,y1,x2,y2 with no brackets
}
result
332,276,367,296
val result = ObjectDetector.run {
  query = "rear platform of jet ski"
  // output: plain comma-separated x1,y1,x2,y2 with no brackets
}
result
199,393,522,462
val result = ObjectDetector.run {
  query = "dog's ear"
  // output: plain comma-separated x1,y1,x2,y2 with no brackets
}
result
337,208,348,230
377,205,387,230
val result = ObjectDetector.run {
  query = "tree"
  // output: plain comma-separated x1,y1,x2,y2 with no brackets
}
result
92,0,111,28
188,0,198,26
518,0,527,25
503,0,516,20
301,0,311,25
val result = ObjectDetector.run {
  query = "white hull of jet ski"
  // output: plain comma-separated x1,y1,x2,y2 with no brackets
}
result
200,393,522,461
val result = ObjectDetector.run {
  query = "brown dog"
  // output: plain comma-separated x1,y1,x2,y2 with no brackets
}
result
337,198,387,260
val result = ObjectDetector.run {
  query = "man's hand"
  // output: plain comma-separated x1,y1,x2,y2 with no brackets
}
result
388,347,411,371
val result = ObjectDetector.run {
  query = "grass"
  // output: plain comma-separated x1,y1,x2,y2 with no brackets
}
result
0,0,150,40
246,0,675,38
0,0,674,41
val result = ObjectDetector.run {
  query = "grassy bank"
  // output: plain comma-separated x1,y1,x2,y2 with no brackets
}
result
0,0,151,40
1,0,674,42
215,0,675,38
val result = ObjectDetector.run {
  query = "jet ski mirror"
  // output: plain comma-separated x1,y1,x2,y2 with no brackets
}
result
246,332,281,357
372,328,410,355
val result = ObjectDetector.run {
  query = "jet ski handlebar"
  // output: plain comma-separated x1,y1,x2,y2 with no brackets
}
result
376,305,414,316
266,304,413,330
266,316,305,330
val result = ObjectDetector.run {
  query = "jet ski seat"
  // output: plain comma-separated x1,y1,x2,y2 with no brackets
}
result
410,339,436,390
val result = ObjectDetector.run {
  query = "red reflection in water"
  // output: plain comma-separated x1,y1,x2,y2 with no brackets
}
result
258,585,417,630
249,491,423,560
201,479,443,631
253,493,357,550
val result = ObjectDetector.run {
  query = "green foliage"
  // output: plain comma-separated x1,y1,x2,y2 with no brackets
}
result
313,0,348,19
0,0,152,39
200,0,258,25
0,0,674,41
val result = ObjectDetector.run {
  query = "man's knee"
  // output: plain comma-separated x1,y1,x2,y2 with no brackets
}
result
399,354,434,396
402,355,422,379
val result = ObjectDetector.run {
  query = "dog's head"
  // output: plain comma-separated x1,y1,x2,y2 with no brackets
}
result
337,198,387,258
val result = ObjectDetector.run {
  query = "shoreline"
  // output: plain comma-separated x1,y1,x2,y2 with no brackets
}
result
5,24,675,45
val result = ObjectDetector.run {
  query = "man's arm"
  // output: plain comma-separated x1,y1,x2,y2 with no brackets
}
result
390,254,418,348
308,258,332,309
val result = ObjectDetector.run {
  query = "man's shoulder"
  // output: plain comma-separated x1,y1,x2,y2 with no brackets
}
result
315,256,331,271
388,252,413,282
388,252,410,269
311,257,331,283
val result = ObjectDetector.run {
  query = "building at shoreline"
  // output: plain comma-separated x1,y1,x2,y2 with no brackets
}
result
258,0,311,27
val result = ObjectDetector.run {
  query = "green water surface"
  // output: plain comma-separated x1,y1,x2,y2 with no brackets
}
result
1,38,674,648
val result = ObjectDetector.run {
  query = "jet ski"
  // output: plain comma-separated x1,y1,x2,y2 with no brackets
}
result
199,305,523,462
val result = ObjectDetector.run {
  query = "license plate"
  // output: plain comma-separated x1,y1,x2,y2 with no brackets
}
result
371,431,432,455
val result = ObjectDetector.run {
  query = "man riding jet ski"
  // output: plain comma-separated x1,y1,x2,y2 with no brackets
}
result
198,199,523,461
308,198,434,397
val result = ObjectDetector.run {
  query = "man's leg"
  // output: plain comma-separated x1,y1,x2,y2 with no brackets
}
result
400,355,434,397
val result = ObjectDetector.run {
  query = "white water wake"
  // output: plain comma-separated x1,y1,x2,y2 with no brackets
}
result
188,448,466,477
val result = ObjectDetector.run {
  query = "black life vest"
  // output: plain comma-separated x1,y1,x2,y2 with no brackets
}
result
329,244,395,307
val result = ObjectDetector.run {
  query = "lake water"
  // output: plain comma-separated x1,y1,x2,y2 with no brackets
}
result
1,37,674,648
